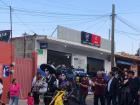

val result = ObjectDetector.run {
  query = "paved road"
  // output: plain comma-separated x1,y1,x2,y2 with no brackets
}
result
8,95,94,105
86,95,93,105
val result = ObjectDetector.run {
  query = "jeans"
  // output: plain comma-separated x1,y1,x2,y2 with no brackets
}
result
79,93,87,105
94,95,105,105
9,96,19,105
107,95,117,105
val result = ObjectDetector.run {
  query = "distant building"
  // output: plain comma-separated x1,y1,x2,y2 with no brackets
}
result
12,26,112,74
115,52,140,76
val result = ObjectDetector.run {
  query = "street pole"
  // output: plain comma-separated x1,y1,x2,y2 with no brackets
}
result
23,33,26,58
111,4,115,69
10,6,13,63
109,28,111,40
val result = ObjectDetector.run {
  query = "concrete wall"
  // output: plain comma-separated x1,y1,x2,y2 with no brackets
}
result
72,54,87,72
57,25,111,51
104,60,111,73
12,36,35,58
58,25,81,43
47,40,111,72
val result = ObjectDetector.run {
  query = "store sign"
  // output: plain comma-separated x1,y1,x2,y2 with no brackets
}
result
92,34,101,47
40,42,48,49
81,31,101,47
37,49,43,55
0,30,10,42
81,31,92,44
3,65,10,78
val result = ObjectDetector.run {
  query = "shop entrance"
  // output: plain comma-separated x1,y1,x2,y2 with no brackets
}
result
47,50,72,67
87,57,104,77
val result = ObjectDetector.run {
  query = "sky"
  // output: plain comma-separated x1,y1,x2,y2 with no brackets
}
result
0,0,140,54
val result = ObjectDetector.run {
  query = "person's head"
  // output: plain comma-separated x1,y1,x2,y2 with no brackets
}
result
82,75,87,80
36,72,42,79
124,70,128,77
12,78,17,84
128,70,135,78
0,78,3,84
28,92,33,97
109,71,115,78
97,71,103,78
61,74,66,80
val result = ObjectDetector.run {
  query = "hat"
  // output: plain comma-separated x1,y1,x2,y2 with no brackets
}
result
46,64,56,74
40,64,47,72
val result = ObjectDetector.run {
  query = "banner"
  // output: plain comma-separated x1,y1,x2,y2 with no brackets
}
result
0,30,11,42
40,42,48,49
81,31,92,45
81,31,101,47
91,34,101,47
3,65,10,78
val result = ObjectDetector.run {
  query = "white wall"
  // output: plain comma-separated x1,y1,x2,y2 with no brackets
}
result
72,54,87,72
37,49,47,67
104,60,111,73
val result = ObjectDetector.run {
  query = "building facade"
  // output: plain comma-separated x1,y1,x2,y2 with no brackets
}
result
12,26,112,74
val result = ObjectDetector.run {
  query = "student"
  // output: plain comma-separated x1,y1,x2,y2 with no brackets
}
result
79,75,89,105
27,92,34,105
9,78,20,105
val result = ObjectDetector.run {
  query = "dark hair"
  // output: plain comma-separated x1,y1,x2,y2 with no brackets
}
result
109,71,115,76
128,70,134,75
0,78,3,84
12,78,16,84
28,92,32,96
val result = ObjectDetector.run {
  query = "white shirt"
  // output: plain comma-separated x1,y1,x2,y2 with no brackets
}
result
108,77,114,92
0,83,3,94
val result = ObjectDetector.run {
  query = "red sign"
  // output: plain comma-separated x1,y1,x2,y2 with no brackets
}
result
91,34,101,47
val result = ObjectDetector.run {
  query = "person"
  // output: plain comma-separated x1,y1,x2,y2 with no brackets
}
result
0,78,3,100
32,72,42,105
0,78,4,105
119,70,129,105
9,78,20,105
127,70,139,105
44,64,57,105
106,71,118,105
79,75,89,105
59,73,69,89
27,92,34,105
92,71,106,105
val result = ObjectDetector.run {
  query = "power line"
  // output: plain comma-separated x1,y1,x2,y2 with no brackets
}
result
0,0,9,7
116,15,140,33
116,31,140,41
14,14,36,34
116,29,140,36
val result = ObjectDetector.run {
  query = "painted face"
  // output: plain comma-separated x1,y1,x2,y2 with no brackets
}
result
61,74,66,80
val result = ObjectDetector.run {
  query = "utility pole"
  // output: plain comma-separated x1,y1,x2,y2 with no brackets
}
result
109,28,111,40
23,33,27,58
10,6,13,63
111,4,115,69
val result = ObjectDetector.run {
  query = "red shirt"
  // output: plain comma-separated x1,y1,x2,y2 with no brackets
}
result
80,79,89,95
93,77,106,96
27,96,34,105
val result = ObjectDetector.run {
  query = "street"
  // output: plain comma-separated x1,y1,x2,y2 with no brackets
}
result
9,95,94,105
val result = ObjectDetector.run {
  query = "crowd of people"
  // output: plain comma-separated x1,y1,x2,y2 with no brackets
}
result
2,63,139,105
29,64,140,105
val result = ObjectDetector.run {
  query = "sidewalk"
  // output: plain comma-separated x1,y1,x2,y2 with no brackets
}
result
13,95,93,105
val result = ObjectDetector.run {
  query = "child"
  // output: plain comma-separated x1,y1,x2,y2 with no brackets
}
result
27,92,34,105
